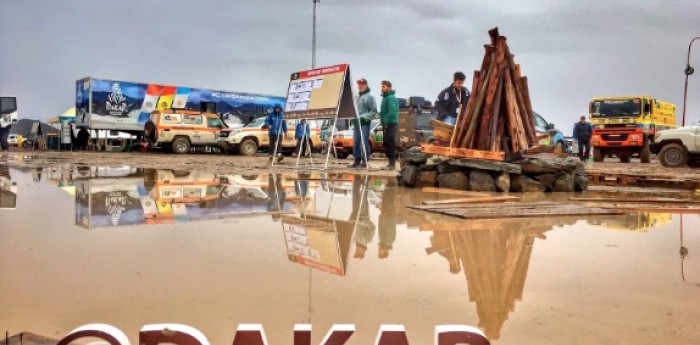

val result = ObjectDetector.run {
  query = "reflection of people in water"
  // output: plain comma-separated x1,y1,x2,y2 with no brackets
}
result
266,174,286,216
351,177,375,259
378,184,397,259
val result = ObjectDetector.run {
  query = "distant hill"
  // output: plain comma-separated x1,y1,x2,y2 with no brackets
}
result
9,119,58,136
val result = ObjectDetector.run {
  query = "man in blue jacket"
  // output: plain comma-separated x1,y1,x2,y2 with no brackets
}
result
435,71,470,125
294,119,311,157
573,116,593,161
264,104,288,162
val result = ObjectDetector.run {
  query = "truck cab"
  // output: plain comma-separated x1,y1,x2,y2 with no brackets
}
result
0,97,19,150
589,96,676,163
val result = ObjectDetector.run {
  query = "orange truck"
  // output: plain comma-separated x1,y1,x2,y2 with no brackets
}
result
589,96,676,163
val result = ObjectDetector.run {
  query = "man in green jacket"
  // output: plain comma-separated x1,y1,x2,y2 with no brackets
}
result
380,80,399,170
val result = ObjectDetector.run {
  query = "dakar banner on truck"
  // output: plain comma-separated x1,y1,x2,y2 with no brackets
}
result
284,64,358,120
75,77,285,131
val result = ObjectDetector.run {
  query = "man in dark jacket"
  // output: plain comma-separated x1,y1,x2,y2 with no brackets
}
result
264,104,288,162
380,80,399,170
435,71,470,125
573,116,593,161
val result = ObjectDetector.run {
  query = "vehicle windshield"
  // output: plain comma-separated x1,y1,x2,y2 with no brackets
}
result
245,117,266,128
591,100,641,117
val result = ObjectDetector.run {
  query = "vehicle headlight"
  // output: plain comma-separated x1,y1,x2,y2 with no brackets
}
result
630,134,643,141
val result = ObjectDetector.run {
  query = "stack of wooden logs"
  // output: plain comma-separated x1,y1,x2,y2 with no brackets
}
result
450,27,538,154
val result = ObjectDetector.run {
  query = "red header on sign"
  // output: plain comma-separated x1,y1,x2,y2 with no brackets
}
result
299,64,348,78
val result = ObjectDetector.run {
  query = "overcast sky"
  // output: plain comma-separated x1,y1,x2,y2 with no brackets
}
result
1,0,698,130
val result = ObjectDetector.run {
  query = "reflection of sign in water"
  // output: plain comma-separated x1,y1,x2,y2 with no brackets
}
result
282,216,344,276
106,191,128,226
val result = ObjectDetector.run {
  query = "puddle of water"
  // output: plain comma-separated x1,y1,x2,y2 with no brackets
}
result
1,163,699,344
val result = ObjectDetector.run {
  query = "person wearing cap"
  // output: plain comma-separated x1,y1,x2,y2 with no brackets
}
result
435,71,470,125
350,78,377,168
380,80,399,170
264,103,288,162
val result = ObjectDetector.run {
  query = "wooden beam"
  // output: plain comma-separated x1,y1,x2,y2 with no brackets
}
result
422,196,521,205
421,187,492,197
571,197,700,204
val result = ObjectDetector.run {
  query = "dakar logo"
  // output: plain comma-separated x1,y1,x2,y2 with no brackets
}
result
106,83,128,116
57,324,490,345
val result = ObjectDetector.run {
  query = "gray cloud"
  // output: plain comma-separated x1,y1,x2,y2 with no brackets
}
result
1,0,698,131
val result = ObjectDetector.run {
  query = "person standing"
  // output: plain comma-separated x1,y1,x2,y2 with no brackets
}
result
379,80,399,170
294,119,311,157
435,71,470,125
350,78,377,168
264,104,288,162
573,116,593,161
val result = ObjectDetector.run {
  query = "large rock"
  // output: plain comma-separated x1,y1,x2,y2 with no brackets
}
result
415,171,439,188
553,173,575,192
437,171,470,190
401,165,420,187
469,171,497,192
575,175,589,192
520,157,580,174
533,174,556,191
438,163,462,175
449,158,522,174
495,173,511,193
511,175,546,193
404,149,430,165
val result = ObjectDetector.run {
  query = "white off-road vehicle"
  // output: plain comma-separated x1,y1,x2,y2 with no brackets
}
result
649,125,700,168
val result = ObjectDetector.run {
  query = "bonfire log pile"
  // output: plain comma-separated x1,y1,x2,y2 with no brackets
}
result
450,27,538,154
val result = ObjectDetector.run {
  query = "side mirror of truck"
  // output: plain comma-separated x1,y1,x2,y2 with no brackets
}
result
545,123,554,130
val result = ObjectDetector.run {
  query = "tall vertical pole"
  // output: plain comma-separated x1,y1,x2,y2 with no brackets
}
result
682,37,699,127
312,0,319,69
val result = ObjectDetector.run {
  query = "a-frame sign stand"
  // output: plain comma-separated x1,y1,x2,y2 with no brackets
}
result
273,64,368,172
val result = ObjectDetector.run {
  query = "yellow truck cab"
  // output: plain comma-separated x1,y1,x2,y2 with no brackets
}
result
589,96,676,163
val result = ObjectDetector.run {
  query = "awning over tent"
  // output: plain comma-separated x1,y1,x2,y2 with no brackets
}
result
48,107,76,124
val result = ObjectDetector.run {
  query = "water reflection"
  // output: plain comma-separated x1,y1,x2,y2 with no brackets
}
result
49,168,318,229
588,212,672,231
425,218,576,340
0,163,17,209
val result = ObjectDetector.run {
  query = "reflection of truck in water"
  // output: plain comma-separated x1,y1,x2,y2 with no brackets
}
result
1,97,19,150
589,96,676,163
0,165,17,209
587,213,672,232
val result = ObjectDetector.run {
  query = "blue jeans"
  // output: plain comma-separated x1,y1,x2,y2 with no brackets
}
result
353,124,371,164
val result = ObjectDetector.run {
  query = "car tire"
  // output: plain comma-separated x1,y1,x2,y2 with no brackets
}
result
171,137,191,154
640,139,651,163
239,139,258,156
592,148,603,162
658,143,688,168
335,152,349,159
144,121,156,142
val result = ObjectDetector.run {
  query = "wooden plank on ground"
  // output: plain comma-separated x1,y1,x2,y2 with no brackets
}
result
448,157,522,174
570,197,700,204
421,187,492,197
408,202,623,220
422,195,521,205
586,203,700,214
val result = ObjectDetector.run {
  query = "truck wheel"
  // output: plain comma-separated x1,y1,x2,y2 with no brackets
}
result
335,152,349,159
171,137,191,154
592,148,603,162
144,121,156,142
640,139,651,163
239,139,258,156
658,143,688,168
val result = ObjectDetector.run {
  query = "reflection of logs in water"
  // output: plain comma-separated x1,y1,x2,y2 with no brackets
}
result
450,220,553,340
